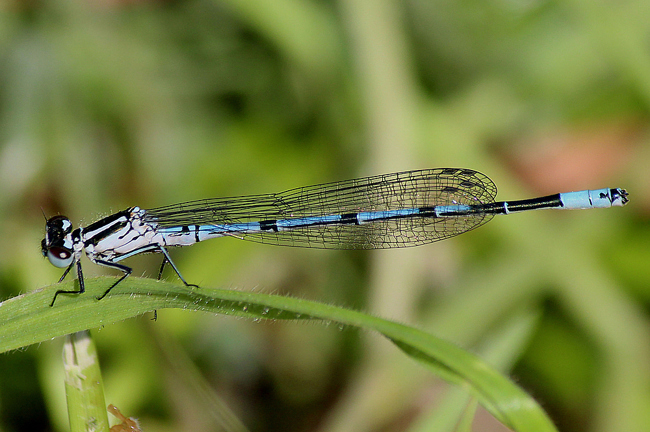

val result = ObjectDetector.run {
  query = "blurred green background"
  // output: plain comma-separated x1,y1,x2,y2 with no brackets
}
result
1,0,649,431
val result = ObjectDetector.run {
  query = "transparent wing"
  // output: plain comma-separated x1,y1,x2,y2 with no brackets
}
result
144,168,497,249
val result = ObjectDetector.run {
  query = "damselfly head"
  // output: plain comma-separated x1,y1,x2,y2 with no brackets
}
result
42,216,74,268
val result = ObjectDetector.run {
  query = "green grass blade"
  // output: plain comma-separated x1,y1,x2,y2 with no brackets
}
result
0,277,557,432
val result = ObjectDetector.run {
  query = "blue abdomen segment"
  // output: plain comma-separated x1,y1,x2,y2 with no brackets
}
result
559,188,628,209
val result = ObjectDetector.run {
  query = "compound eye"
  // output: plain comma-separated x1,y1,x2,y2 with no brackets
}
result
47,247,73,268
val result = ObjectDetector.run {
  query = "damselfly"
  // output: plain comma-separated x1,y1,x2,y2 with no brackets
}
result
42,168,628,306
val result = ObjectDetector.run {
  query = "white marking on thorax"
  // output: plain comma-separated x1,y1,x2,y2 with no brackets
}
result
84,208,160,261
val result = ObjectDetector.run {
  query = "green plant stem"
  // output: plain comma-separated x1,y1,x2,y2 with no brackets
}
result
63,330,109,432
